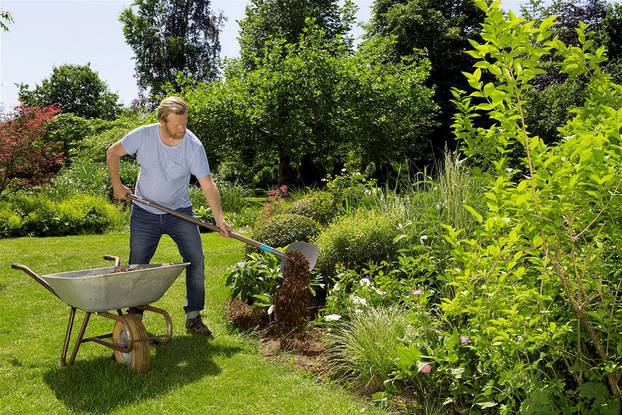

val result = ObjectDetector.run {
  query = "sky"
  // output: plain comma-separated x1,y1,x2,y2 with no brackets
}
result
0,0,527,110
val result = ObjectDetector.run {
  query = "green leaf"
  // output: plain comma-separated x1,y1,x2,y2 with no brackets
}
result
464,204,483,223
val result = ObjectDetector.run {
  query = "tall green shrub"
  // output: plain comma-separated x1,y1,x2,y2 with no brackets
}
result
315,209,401,277
443,1,622,410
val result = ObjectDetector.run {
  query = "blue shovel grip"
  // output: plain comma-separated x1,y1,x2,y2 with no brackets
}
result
258,244,276,254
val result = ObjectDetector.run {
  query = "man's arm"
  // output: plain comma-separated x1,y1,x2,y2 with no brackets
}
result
106,141,132,200
197,175,231,237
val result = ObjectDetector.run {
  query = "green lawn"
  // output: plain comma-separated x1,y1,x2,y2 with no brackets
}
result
0,232,383,414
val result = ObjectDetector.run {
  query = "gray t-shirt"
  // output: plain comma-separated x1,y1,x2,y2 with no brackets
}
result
121,123,210,214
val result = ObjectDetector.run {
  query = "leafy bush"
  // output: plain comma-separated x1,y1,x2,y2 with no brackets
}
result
224,252,282,304
73,115,150,162
2,193,121,237
327,306,409,394
443,3,622,411
218,181,253,213
0,207,22,237
315,209,401,277
47,113,93,154
284,191,335,225
214,160,246,183
321,254,436,322
52,158,139,198
323,169,378,214
253,214,320,248
193,205,215,233
252,165,278,189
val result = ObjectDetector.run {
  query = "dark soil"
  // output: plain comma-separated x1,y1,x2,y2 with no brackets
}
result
225,252,331,377
224,298,267,331
273,251,313,336
258,328,331,378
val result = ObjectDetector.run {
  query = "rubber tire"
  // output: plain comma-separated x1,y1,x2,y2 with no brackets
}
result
112,315,150,373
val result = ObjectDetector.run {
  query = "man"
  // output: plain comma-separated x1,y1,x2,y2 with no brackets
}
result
106,96,231,337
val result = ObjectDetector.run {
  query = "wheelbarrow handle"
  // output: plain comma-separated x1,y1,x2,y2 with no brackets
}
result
127,194,286,260
11,263,60,299
103,255,121,267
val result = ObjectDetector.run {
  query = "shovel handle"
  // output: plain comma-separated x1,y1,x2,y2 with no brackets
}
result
127,194,286,259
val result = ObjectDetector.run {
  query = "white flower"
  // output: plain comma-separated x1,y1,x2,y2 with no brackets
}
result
332,283,340,292
324,314,341,322
350,295,367,306
420,235,428,245
372,286,386,296
359,278,371,287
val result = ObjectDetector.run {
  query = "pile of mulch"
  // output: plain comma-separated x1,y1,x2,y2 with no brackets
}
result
259,328,331,377
224,251,331,376
224,298,268,331
273,251,314,336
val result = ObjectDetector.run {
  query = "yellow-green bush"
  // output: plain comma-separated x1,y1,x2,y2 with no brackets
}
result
253,214,320,248
315,209,401,277
2,193,122,237
284,192,335,225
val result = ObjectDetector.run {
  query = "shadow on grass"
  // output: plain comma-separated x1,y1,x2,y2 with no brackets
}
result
43,335,242,414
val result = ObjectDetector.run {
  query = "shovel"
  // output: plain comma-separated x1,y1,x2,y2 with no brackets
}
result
127,194,319,273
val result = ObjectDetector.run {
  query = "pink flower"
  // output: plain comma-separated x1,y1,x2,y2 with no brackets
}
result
460,335,470,345
411,289,424,296
419,364,433,375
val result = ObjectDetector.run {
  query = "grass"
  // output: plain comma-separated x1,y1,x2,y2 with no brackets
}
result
0,232,384,415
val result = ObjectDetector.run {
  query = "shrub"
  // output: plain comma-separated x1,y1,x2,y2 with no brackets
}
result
315,210,401,277
323,169,378,214
51,158,138,199
47,113,93,154
4,193,121,237
193,206,215,233
73,115,149,162
218,181,253,213
214,160,246,183
224,252,282,303
253,214,320,248
252,165,278,189
327,306,409,394
285,192,335,225
0,206,22,237
444,3,622,410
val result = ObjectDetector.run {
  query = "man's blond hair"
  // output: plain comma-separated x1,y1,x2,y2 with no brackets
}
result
157,96,188,121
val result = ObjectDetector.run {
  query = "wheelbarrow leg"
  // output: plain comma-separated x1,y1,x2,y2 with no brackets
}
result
60,307,77,367
69,312,92,365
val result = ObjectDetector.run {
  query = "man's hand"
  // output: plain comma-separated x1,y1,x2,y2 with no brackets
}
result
215,218,232,237
113,184,132,200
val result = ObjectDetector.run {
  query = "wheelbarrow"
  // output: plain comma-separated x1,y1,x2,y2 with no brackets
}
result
11,255,189,373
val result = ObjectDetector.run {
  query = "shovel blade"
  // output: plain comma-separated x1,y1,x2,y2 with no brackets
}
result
280,241,319,274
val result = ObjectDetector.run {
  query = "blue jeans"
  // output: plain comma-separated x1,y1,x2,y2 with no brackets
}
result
129,204,205,313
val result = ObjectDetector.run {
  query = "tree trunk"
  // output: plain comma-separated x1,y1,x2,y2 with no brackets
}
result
278,147,293,186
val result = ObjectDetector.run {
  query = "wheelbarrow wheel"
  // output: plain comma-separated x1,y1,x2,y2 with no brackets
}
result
112,315,150,373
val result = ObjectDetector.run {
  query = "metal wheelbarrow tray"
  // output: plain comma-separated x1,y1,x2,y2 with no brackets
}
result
11,255,189,373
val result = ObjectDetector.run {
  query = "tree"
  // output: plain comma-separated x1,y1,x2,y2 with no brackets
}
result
185,23,437,186
237,0,356,68
368,0,486,155
0,9,13,31
0,106,64,197
119,0,224,104
18,64,121,120
519,0,622,142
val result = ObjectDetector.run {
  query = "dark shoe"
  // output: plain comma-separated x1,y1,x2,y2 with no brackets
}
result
185,315,214,338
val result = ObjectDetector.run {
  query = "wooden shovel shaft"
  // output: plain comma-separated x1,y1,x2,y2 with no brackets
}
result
127,194,286,260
